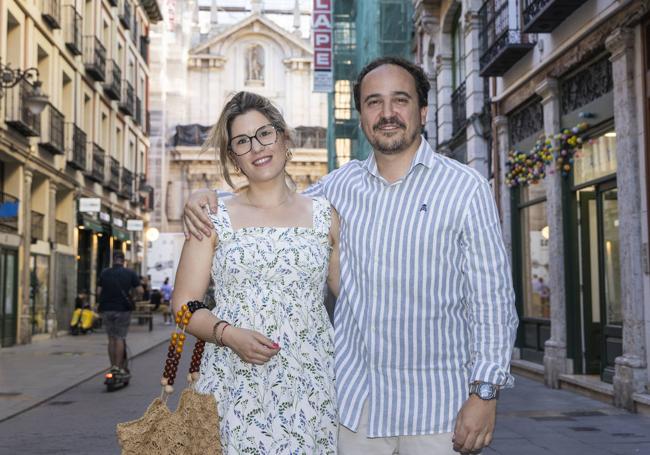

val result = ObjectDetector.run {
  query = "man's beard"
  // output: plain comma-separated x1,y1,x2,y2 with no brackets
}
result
368,117,419,155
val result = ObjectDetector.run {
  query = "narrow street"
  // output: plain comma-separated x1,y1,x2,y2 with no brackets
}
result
1,340,649,454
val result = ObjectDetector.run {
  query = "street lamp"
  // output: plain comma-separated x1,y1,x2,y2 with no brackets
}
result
0,58,49,115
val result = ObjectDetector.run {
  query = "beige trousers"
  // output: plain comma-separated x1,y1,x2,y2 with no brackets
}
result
338,401,459,455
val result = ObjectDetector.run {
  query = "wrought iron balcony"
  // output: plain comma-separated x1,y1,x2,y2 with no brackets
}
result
103,60,122,101
64,6,82,56
119,80,134,116
39,103,65,154
31,211,45,242
87,143,106,183
107,157,120,192
139,36,149,63
119,1,132,29
138,175,154,211
41,0,61,29
0,192,19,233
55,220,69,245
65,123,86,170
522,0,589,33
479,0,535,77
83,36,106,81
135,96,142,126
120,167,134,200
4,79,41,137
451,81,467,135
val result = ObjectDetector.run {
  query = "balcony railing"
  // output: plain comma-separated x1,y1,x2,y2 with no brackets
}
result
451,81,467,135
522,0,589,33
55,220,69,245
0,192,19,233
31,211,45,242
83,36,106,81
135,96,142,125
4,79,41,137
65,123,87,170
41,0,61,29
108,157,120,192
64,6,82,56
120,167,134,200
138,175,154,211
139,36,149,63
119,80,134,116
39,103,65,154
103,60,122,101
119,1,132,29
479,0,535,77
87,143,106,183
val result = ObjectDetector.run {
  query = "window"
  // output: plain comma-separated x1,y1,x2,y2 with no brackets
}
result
334,80,352,120
451,8,465,89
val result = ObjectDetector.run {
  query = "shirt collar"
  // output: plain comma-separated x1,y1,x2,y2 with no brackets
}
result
362,135,436,182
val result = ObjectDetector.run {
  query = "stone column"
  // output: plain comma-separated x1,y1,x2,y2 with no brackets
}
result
536,78,569,387
464,10,489,177
606,27,648,410
19,168,33,344
48,182,58,337
494,115,512,257
436,52,454,152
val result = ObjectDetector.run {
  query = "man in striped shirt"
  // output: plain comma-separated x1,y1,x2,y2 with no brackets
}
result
183,57,518,454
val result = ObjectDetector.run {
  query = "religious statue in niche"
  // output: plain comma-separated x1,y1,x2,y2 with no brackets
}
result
246,44,265,83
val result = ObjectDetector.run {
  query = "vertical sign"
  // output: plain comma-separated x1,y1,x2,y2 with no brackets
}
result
313,0,333,92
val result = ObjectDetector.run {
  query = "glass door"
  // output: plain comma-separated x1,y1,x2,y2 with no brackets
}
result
0,249,18,347
577,180,621,382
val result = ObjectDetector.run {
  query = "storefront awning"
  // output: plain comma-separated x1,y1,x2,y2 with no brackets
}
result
112,226,131,242
79,215,104,233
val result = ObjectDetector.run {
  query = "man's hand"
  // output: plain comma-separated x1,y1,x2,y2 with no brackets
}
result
452,395,496,454
182,189,218,240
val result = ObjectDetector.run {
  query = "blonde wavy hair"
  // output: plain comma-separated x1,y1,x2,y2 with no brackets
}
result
202,91,294,190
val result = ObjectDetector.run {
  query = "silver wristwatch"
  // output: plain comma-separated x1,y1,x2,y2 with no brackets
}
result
468,382,500,400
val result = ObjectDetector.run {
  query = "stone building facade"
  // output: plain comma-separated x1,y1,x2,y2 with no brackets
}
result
0,0,160,346
413,0,650,412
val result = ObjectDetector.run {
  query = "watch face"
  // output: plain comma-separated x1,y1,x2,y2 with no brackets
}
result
479,384,494,399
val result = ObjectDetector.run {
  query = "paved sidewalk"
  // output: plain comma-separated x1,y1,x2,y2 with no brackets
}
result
0,314,171,422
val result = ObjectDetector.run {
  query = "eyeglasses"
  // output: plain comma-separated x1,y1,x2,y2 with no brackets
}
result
229,124,278,156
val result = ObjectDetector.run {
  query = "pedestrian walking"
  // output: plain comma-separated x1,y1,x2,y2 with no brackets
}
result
97,251,143,376
160,277,173,325
182,56,518,454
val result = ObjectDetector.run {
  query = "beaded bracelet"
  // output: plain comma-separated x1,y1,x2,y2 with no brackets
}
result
187,299,209,314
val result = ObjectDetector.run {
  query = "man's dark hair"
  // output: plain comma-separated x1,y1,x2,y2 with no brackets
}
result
113,250,125,261
353,56,430,112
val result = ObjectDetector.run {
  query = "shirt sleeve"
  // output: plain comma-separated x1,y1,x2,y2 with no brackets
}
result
462,179,519,388
131,271,140,287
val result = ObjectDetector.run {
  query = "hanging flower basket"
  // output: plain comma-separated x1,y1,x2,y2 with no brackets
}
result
554,122,588,177
505,136,554,188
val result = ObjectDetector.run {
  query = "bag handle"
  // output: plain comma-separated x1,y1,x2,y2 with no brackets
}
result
159,301,208,400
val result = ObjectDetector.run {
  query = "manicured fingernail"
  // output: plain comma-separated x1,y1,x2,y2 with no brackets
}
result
272,343,280,349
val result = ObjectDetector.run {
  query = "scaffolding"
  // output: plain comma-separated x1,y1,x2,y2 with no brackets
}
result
327,0,413,170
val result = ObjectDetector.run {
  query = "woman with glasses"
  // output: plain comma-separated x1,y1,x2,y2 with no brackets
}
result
171,91,340,454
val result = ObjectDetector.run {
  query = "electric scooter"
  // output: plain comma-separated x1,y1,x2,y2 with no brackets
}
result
104,343,131,392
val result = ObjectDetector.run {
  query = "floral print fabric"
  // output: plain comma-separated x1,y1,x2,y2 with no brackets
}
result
195,196,337,454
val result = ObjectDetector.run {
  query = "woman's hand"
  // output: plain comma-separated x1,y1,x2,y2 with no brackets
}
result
222,327,281,365
182,189,219,240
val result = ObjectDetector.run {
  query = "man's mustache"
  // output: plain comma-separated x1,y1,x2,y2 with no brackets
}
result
373,117,406,131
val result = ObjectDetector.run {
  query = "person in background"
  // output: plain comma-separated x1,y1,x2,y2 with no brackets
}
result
97,251,143,375
160,277,173,325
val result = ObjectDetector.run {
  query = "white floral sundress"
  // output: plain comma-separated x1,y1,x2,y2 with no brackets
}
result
195,196,337,455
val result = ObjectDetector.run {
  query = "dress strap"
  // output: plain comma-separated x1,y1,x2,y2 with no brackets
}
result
207,193,234,241
311,197,332,235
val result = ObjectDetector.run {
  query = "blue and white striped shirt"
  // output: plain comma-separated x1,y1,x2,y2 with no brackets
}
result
306,137,518,437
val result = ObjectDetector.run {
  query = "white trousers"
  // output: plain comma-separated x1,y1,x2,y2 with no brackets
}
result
338,401,459,455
